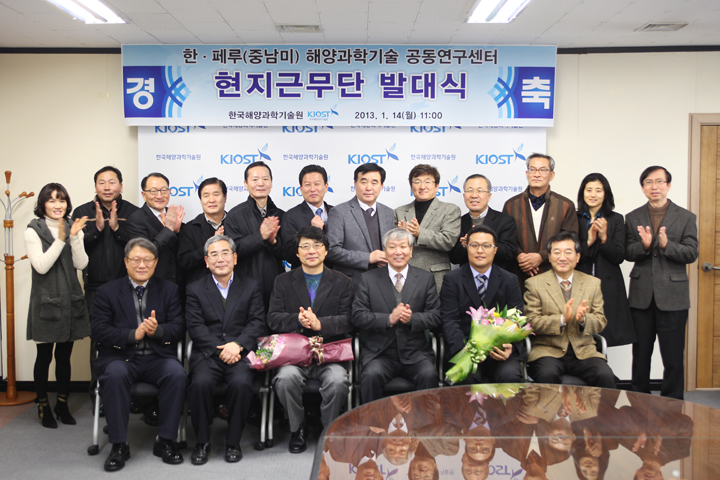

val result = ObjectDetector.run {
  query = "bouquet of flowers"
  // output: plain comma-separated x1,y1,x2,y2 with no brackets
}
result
466,384,526,405
246,333,353,371
445,306,533,385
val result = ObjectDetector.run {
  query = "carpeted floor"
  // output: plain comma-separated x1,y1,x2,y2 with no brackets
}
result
0,393,315,479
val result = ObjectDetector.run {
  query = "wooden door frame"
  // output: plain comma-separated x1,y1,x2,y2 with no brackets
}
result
688,114,720,390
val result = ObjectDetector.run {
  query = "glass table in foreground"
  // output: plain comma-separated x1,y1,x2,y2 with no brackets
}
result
312,384,720,480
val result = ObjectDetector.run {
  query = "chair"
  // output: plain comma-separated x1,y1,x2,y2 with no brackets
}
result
353,331,438,407
183,340,271,451
524,333,608,385
87,343,184,456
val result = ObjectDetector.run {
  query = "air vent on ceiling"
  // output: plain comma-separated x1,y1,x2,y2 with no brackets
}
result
635,22,688,32
276,25,322,33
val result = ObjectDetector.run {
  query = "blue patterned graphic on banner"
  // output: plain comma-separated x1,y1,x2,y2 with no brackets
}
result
123,66,190,118
490,67,554,119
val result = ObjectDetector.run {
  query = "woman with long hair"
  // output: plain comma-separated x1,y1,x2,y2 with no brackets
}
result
24,183,89,428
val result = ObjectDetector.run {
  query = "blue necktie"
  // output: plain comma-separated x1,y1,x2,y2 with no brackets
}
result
135,285,145,299
315,208,322,217
477,275,487,301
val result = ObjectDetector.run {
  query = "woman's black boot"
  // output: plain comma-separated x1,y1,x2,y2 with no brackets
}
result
37,397,58,429
54,393,76,425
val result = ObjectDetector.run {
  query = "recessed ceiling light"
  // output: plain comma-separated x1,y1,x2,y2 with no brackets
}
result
635,23,688,32
467,0,533,24
276,25,322,33
45,0,125,24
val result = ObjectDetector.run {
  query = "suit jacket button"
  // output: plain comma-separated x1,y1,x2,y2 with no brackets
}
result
653,254,658,257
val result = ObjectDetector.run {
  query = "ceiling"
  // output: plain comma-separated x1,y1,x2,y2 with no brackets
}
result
1,0,720,49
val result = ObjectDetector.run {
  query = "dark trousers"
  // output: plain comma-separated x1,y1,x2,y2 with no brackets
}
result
631,298,688,400
360,354,437,404
98,354,187,444
85,289,98,398
528,349,615,388
34,342,74,399
458,357,524,385
187,356,255,446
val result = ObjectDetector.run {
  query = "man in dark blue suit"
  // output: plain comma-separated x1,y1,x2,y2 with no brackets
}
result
91,238,187,472
441,225,525,384
186,235,267,464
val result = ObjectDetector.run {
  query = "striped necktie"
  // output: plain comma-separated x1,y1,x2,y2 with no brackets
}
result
477,274,487,301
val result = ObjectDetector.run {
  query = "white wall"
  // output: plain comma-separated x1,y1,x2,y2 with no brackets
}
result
2,51,720,383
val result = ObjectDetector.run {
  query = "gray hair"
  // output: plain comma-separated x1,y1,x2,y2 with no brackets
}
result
382,228,415,249
204,235,236,256
463,174,492,192
125,237,158,258
527,153,555,172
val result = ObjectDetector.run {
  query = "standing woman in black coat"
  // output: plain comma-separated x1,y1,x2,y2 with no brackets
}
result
576,173,636,347
24,183,90,428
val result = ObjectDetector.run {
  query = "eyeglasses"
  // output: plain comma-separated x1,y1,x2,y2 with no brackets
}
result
298,243,325,252
551,249,577,258
464,188,489,195
411,180,436,186
528,167,551,174
642,179,667,187
468,243,496,251
143,188,170,196
127,257,156,266
207,251,233,260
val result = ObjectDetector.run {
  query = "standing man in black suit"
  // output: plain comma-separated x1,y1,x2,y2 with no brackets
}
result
625,166,699,400
178,177,228,286
126,172,184,283
185,235,267,464
268,226,354,453
281,165,334,269
441,225,525,384
449,174,517,273
224,161,284,309
91,238,187,472
352,228,441,404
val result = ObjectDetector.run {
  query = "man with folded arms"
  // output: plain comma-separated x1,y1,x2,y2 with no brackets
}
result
268,226,354,453
185,235,266,464
91,238,187,471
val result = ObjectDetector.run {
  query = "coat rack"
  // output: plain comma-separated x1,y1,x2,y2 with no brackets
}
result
0,171,36,405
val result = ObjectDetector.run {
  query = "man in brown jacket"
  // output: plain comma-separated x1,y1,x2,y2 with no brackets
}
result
502,154,578,289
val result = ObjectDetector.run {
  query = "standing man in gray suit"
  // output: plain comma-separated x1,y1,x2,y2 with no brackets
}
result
327,164,395,285
395,164,461,291
625,166,698,400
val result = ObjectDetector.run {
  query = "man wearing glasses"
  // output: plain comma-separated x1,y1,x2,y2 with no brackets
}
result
126,172,185,283
267,226,354,453
524,232,615,388
449,174,517,273
625,166,698,399
502,154,578,289
185,235,267,464
441,225,525,384
395,164,461,291
91,238,187,471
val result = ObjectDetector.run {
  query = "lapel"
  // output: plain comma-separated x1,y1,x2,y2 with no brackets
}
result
572,272,587,305
291,269,312,308
376,202,394,233
545,273,567,313
378,268,399,309
311,267,334,311
537,188,555,244
520,189,539,248
142,203,164,233
398,203,416,223
349,197,373,250
119,280,140,327
301,202,316,221
461,264,482,307
400,267,420,304
204,275,227,325
484,267,502,309
222,275,243,326
660,200,681,230
419,198,440,228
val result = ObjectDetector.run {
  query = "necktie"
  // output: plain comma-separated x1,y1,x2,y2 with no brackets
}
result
307,278,319,307
315,208,322,217
394,273,403,292
367,207,374,217
477,274,487,301
135,285,145,299
561,280,571,292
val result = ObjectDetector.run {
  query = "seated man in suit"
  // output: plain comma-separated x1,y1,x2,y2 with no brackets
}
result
280,165,333,269
524,232,615,388
352,228,442,404
441,225,525,384
185,235,266,464
126,172,184,283
268,226,354,453
91,238,187,472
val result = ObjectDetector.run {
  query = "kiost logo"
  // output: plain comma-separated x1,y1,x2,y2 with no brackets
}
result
154,126,206,133
409,126,462,133
171,175,203,197
307,105,339,121
282,126,334,133
348,143,399,164
220,143,272,165
475,144,526,165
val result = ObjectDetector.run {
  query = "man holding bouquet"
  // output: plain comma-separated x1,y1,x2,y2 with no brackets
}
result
524,232,615,387
267,226,354,453
441,225,525,384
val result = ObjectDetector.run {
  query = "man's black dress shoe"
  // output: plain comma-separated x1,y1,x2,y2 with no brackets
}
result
104,443,130,472
225,445,242,462
143,402,159,427
288,423,308,453
153,436,183,464
191,442,210,465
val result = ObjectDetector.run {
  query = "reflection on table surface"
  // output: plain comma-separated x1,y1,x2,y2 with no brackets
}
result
318,384,718,480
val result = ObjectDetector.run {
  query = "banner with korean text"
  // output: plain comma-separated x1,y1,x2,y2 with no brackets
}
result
138,126,546,223
124,45,556,127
